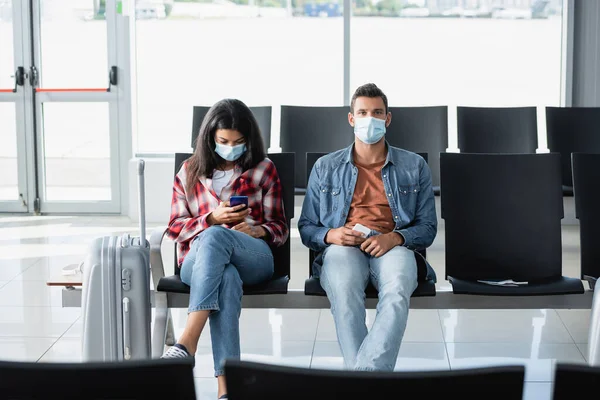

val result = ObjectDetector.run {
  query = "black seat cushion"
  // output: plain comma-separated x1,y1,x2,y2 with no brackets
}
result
448,276,584,296
304,277,436,298
157,275,289,295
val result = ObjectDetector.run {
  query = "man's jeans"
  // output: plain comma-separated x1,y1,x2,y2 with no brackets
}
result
180,226,274,376
317,235,418,371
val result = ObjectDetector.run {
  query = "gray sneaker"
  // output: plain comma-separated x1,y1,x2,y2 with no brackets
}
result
161,343,195,367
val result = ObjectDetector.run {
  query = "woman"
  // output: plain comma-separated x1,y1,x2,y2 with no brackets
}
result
162,99,288,399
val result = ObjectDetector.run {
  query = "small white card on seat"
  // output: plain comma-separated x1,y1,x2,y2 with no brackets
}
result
477,279,529,287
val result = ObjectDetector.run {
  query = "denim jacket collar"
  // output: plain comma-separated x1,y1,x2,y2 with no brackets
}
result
342,140,397,167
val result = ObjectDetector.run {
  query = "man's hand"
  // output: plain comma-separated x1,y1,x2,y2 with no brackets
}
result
325,227,367,247
360,232,404,258
232,222,266,239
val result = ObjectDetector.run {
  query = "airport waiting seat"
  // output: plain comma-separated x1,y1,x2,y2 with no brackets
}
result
546,107,600,195
224,360,525,400
303,151,436,298
279,106,351,192
0,359,195,399
440,153,584,295
552,363,600,400
572,153,600,288
457,106,538,154
386,106,448,193
154,152,295,296
190,105,272,150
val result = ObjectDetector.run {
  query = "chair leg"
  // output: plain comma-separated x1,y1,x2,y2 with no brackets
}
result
152,292,169,358
589,286,600,367
166,311,176,346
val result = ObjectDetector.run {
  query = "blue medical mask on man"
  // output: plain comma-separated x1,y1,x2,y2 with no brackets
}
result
353,116,386,145
215,142,246,161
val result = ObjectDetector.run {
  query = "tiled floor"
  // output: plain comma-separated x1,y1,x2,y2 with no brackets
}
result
0,213,592,399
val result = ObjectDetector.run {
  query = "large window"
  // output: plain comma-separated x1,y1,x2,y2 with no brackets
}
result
134,0,565,154
134,0,344,153
351,0,564,107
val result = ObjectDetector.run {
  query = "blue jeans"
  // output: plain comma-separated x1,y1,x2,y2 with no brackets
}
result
318,239,418,371
180,226,274,376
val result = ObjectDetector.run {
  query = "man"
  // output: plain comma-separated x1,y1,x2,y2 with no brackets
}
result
298,83,437,371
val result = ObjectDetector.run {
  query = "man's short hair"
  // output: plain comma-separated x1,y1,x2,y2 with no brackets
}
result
350,83,388,114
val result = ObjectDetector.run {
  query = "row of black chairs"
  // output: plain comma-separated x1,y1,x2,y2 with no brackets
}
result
1,358,597,400
190,105,600,194
155,151,600,302
225,360,598,400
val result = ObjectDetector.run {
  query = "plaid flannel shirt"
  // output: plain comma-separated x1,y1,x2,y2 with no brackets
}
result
166,157,289,267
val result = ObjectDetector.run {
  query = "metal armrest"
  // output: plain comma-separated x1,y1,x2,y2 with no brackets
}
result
150,226,169,291
149,226,178,354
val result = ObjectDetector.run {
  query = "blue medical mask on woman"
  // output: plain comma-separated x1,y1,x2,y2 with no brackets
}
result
353,116,386,145
215,142,246,161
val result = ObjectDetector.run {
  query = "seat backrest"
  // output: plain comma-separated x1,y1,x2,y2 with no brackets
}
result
173,152,295,279
305,151,429,280
305,152,328,187
572,153,600,281
173,153,194,275
225,360,525,400
280,106,351,189
266,152,295,279
457,106,538,154
386,106,448,187
0,359,195,399
546,107,600,188
190,105,272,150
440,153,563,281
552,363,600,400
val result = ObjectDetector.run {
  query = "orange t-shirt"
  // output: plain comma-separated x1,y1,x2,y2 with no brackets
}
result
345,160,395,234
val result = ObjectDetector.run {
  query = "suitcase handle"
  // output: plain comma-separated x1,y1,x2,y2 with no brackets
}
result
123,297,131,360
138,160,147,247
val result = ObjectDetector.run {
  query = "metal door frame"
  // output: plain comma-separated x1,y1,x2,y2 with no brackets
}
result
0,0,29,212
29,0,121,214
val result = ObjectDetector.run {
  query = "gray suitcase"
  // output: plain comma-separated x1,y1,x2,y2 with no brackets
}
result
81,159,151,361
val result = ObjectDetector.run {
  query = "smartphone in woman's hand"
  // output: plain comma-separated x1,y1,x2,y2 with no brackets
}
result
229,196,249,210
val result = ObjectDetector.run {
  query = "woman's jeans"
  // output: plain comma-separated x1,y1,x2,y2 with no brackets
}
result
180,226,274,376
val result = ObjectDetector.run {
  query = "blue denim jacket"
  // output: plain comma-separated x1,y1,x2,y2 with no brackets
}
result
298,143,438,281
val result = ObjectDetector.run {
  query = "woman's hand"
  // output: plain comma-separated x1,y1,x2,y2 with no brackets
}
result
207,201,250,225
232,222,266,239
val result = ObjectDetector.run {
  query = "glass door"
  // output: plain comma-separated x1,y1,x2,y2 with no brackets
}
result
0,0,29,213
31,0,120,213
